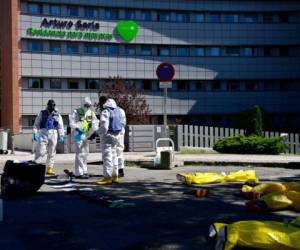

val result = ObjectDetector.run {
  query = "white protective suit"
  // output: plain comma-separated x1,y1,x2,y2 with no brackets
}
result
69,97,99,176
117,107,126,170
99,99,126,178
33,109,64,168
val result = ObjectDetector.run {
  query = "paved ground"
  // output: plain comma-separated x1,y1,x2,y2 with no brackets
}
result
0,163,300,250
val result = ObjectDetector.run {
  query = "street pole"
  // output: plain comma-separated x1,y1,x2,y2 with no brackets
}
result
164,87,167,127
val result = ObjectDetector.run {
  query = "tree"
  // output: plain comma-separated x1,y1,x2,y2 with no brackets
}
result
237,105,263,136
97,76,151,124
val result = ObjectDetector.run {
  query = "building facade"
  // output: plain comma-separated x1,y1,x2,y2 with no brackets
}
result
1,0,300,134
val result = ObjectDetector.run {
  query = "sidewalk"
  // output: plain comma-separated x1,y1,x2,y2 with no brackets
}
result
1,150,300,167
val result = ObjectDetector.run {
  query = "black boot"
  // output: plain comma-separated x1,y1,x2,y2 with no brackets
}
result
118,168,124,177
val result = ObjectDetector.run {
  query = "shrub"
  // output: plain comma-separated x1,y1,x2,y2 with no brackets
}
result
213,136,287,155
237,105,263,136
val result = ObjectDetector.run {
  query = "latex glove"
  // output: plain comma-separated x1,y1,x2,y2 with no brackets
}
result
32,133,39,141
76,128,84,134
58,135,64,144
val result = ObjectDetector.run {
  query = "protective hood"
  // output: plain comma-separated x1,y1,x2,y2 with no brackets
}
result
83,97,92,106
103,98,117,109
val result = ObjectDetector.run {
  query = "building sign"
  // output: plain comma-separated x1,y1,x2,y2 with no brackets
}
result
26,18,139,42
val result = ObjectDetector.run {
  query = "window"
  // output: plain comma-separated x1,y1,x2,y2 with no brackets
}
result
141,10,152,21
68,80,79,89
142,80,152,90
264,80,276,91
195,47,205,56
67,43,79,54
279,47,289,57
106,44,119,55
227,81,240,91
158,47,170,56
212,80,221,90
28,40,43,52
85,44,99,54
278,13,289,23
224,14,239,23
50,41,61,53
226,47,240,56
85,7,98,18
264,13,274,23
141,46,152,56
243,14,258,23
125,9,135,20
176,12,190,22
49,5,61,16
196,80,205,91
158,11,170,22
264,47,273,57
50,79,62,89
29,78,43,89
208,47,220,56
244,47,254,57
85,79,100,89
176,47,189,57
68,6,79,17
194,13,204,22
124,45,136,56
28,3,42,14
105,9,119,20
208,13,221,23
246,81,259,91
177,81,188,90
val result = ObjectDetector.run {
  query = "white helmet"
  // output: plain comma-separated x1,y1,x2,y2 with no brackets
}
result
83,97,92,107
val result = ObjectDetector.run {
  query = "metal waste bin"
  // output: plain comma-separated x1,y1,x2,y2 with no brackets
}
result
0,129,9,154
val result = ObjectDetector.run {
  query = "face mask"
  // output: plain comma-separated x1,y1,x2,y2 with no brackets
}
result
47,103,55,112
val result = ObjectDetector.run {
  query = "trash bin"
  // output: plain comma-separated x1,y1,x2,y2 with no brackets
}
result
0,129,9,154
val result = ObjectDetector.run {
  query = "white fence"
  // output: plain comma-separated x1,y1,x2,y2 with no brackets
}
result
177,125,300,154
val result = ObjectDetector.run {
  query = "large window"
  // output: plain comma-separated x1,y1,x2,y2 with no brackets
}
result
29,78,43,89
125,9,136,20
244,47,254,57
158,11,170,22
177,81,188,90
176,47,189,57
67,43,79,54
85,7,98,18
28,40,43,52
208,47,220,57
263,13,274,23
49,5,61,16
176,12,190,22
246,81,259,91
28,3,42,14
195,47,205,57
106,44,119,55
224,14,239,23
50,79,62,89
105,9,119,20
196,81,206,91
225,47,240,56
194,13,204,22
243,14,258,23
68,6,79,17
142,80,152,90
68,80,79,89
158,47,170,56
141,10,152,21
208,13,221,23
50,41,61,53
227,80,240,91
85,79,100,89
141,46,152,56
212,80,221,91
124,45,136,56
85,44,99,54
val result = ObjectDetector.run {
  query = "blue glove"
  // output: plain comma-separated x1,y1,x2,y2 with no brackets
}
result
58,135,64,144
76,128,84,135
32,133,39,141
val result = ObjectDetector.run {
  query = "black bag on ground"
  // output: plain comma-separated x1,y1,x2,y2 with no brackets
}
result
1,160,45,199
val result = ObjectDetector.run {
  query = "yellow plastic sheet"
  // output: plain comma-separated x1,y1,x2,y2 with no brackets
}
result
287,191,300,212
177,170,257,185
242,182,287,198
260,192,293,210
211,218,300,250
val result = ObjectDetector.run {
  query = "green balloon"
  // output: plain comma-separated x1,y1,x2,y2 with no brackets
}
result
116,21,139,42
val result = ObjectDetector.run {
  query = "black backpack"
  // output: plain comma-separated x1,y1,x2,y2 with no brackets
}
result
1,160,45,199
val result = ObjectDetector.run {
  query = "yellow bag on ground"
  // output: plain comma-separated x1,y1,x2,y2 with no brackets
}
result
284,182,300,192
176,172,225,185
177,170,257,185
287,191,300,212
210,218,300,250
225,170,258,183
242,182,287,198
260,192,292,210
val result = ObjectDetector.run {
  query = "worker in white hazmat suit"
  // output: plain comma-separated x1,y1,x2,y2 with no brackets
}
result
69,97,99,178
117,107,126,177
96,96,125,185
33,99,65,175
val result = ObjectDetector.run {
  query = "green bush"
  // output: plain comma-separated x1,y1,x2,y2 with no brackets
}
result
213,136,287,155
237,105,263,136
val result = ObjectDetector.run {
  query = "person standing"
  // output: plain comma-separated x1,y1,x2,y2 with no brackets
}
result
69,97,99,179
117,106,126,177
96,96,125,185
33,99,64,175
